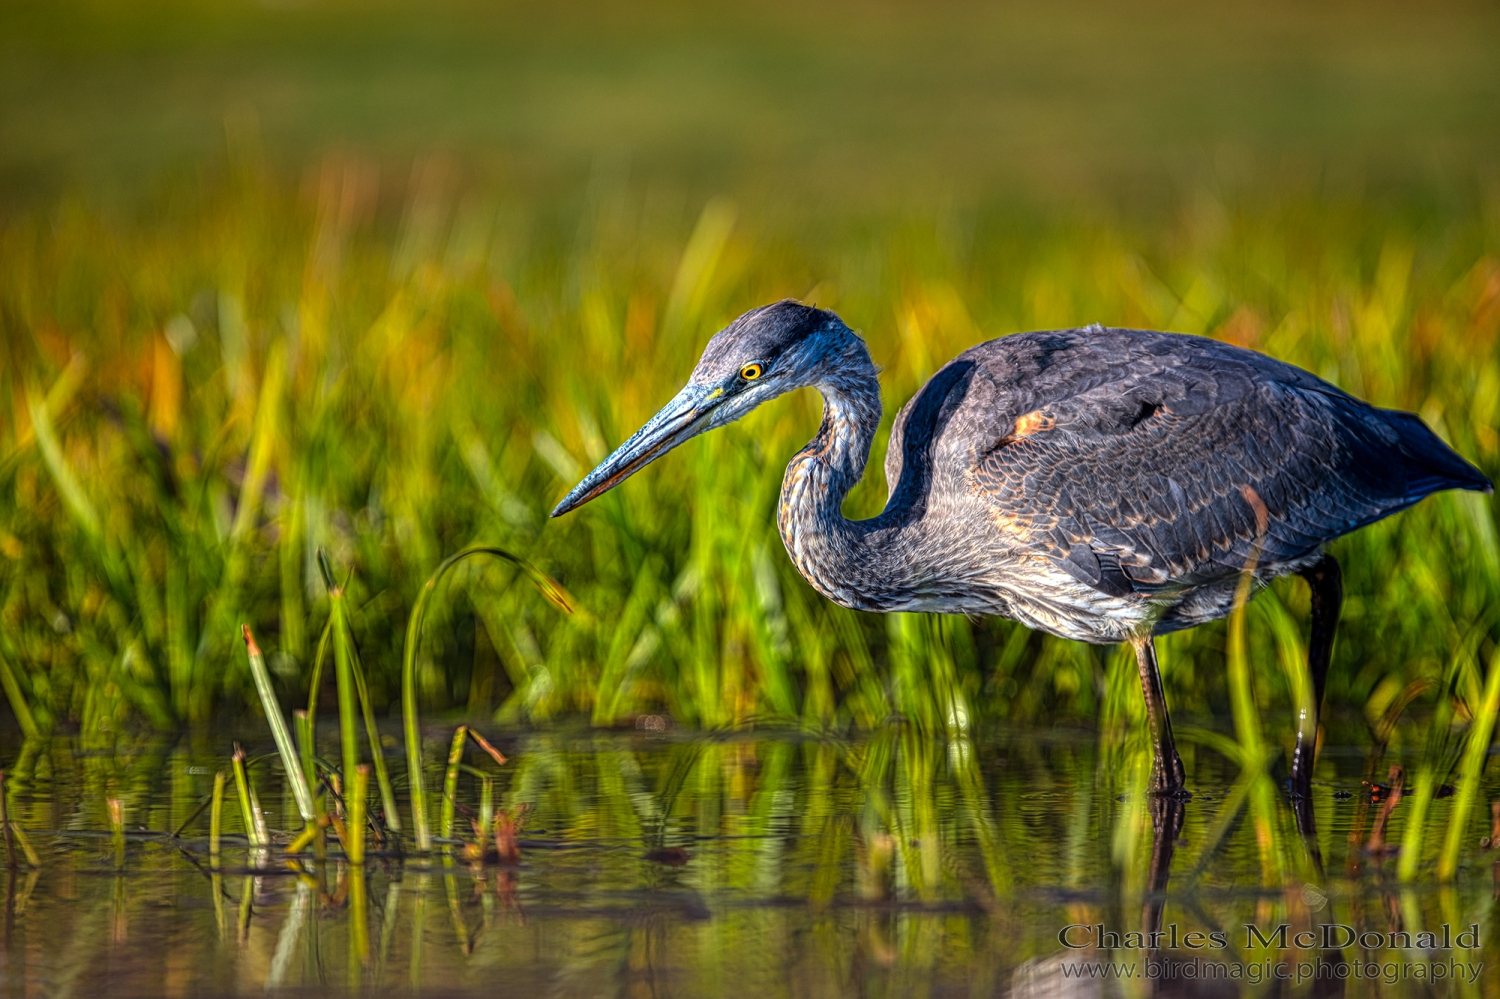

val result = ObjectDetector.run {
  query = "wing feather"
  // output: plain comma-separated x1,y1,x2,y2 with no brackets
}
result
945,328,1489,595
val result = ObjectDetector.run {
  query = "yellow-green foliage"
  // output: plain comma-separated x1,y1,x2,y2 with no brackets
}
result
0,167,1497,741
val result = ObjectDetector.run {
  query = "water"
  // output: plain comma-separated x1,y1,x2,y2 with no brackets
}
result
0,725,1495,997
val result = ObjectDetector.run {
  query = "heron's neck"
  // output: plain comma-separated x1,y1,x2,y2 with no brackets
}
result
777,359,892,610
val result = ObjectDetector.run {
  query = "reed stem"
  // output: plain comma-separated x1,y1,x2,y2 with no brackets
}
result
306,617,332,726
108,797,125,868
285,823,317,855
9,823,39,868
0,771,13,868
243,625,316,824
231,745,262,848
439,726,467,847
349,764,370,865
329,582,362,804
348,639,400,835
210,770,225,864
1397,765,1436,881
475,776,494,858
294,709,316,802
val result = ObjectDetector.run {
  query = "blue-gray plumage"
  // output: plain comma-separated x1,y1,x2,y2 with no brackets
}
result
552,300,1492,795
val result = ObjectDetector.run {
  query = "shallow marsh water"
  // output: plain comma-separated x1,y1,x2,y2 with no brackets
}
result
0,726,1496,998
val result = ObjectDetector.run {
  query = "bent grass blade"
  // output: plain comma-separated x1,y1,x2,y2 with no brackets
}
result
402,546,574,851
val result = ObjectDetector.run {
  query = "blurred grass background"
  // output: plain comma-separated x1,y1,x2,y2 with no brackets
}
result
1,0,1498,748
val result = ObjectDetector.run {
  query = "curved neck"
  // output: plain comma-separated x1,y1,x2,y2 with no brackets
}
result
776,351,896,610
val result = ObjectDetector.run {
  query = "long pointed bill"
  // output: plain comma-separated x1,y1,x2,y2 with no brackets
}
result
550,384,721,517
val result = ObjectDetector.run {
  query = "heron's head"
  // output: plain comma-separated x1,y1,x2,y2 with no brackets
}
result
551,300,859,517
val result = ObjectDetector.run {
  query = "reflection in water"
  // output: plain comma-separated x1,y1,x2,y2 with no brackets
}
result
0,727,1494,997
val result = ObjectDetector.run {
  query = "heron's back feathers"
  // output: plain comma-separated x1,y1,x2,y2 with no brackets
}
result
882,326,1490,614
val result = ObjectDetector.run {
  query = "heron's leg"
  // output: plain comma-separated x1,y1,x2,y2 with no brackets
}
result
1290,553,1342,802
1132,636,1185,795
1143,794,1185,952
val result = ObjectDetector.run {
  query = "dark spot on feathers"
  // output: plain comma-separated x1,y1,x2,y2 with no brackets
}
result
1128,400,1163,428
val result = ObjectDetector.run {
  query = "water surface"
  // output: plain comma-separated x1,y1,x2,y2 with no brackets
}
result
0,726,1495,997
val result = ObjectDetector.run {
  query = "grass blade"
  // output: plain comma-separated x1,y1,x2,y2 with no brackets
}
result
347,639,401,836
107,798,125,868
26,383,102,541
9,822,39,869
0,649,39,740
231,745,263,848
210,771,225,865
1438,645,1500,880
402,546,572,851
1397,764,1437,881
305,616,333,725
467,728,508,767
1225,554,1285,884
314,558,401,837
348,764,369,865
328,578,362,800
439,726,467,846
1400,649,1469,881
242,625,316,825
294,709,317,800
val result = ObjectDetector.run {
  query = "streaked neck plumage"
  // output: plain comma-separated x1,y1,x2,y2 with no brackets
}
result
775,342,898,611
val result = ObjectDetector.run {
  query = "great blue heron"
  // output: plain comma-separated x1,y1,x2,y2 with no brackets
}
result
552,300,1491,796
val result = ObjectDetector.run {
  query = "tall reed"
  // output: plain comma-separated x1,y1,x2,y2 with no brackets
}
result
326,573,362,803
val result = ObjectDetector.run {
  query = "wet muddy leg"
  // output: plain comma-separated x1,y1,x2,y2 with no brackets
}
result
1132,637,1186,796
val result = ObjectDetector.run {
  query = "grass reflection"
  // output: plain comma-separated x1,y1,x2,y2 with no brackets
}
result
0,726,1498,994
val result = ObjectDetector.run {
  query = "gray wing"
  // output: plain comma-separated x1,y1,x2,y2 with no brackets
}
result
885,326,1489,597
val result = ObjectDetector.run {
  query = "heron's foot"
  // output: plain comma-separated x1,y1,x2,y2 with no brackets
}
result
1150,750,1189,798
1148,793,1187,841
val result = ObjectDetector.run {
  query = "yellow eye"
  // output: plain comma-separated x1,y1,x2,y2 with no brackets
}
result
740,362,763,381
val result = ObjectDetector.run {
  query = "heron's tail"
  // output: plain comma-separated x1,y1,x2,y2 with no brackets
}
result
1380,409,1493,498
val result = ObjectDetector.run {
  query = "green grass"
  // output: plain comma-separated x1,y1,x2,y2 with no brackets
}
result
1,0,1500,883
2,167,1496,744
